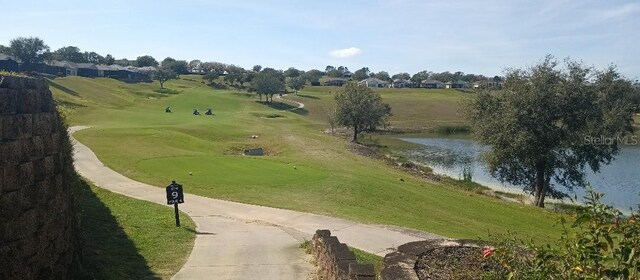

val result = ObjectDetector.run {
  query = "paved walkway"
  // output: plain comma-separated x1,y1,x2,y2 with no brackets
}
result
70,126,444,279
275,94,305,110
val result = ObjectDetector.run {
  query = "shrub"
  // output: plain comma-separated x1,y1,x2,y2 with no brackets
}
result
484,188,640,279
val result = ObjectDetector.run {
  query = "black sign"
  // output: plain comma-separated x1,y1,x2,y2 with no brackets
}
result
166,181,184,205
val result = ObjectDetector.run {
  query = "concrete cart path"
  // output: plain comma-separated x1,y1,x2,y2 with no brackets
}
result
70,126,444,279
275,94,305,110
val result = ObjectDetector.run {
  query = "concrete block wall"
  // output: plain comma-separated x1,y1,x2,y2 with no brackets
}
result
0,76,77,279
312,229,376,280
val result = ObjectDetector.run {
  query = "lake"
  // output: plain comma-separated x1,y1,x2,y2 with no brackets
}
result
399,137,640,210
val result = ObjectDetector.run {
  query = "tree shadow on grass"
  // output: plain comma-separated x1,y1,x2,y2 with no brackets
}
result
75,179,160,280
296,94,320,100
48,80,79,96
255,100,309,115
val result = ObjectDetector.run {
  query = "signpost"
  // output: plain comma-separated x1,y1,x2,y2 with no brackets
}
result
166,180,185,227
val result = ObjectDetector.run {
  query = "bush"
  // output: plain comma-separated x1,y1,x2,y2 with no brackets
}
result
484,188,640,279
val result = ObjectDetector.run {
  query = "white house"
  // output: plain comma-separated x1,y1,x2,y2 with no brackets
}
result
358,77,389,88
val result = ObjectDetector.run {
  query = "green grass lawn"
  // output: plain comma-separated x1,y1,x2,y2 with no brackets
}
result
289,86,470,131
53,75,563,242
76,178,196,279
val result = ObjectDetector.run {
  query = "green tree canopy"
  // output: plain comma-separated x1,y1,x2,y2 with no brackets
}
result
467,56,635,207
374,71,391,82
411,70,430,84
284,67,301,78
352,67,370,81
8,37,49,64
153,69,177,89
334,83,392,142
136,55,159,67
252,65,262,72
287,77,306,94
392,72,410,80
252,71,285,102
161,57,188,74
53,46,86,62
302,69,323,83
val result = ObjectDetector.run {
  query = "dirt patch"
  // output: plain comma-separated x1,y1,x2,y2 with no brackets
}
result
415,246,501,280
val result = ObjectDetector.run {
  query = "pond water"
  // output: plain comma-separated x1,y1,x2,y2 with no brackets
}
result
400,137,640,210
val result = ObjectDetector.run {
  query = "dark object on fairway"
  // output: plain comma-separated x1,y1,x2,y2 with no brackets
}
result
193,108,200,115
244,148,264,156
205,108,214,115
165,106,171,113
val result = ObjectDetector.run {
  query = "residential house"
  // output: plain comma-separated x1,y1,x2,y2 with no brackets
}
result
0,54,20,72
358,77,388,88
391,79,413,88
421,79,444,89
48,61,78,76
342,71,353,79
444,80,469,89
324,78,348,87
77,63,99,77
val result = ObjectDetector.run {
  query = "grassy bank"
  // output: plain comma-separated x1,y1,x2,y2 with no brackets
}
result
76,179,196,279
54,75,562,242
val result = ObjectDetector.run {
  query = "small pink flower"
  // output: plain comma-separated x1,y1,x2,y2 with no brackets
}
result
483,248,494,257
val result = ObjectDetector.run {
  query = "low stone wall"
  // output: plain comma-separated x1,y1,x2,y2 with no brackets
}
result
0,76,78,279
311,229,376,280
380,239,486,280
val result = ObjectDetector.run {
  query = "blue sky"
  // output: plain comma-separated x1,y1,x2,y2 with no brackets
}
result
2,0,639,79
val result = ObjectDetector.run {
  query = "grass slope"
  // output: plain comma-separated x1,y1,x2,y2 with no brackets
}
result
54,75,561,241
77,179,196,279
289,86,470,131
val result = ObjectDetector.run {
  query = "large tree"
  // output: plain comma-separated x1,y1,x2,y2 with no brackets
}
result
52,46,86,62
8,37,49,64
284,67,301,78
392,72,410,80
374,71,391,82
161,57,188,74
136,55,159,67
467,56,635,207
302,69,323,83
411,70,430,84
153,69,177,89
252,71,285,102
334,83,392,142
287,77,306,94
352,67,370,81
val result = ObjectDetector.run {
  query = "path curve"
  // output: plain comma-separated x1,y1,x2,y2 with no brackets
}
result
70,126,444,279
275,94,305,110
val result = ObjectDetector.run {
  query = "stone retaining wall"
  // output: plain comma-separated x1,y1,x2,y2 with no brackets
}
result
311,229,376,280
0,76,78,279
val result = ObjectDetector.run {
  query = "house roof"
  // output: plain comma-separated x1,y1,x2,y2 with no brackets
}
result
393,79,411,83
360,77,388,84
421,79,443,84
0,53,19,62
48,61,78,68
76,63,97,70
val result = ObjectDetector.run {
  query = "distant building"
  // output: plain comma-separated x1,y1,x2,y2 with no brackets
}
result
342,71,353,78
391,79,413,88
358,77,388,88
0,54,20,72
324,78,348,87
77,63,99,77
48,61,78,76
421,79,444,89
444,80,469,89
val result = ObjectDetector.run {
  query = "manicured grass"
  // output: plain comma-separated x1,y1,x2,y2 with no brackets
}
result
54,75,563,242
349,247,384,275
289,86,470,131
76,178,196,279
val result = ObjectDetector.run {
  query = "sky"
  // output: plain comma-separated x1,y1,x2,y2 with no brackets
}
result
1,0,639,79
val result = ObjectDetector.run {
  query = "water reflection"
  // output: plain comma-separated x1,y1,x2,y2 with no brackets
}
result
400,137,640,210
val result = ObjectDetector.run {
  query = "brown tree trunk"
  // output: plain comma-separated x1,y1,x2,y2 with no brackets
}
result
533,163,546,207
352,126,359,142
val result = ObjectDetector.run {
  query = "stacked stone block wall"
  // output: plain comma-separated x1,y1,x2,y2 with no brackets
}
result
311,229,376,280
0,76,77,279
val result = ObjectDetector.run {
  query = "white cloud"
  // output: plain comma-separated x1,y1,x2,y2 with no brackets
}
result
329,47,362,58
